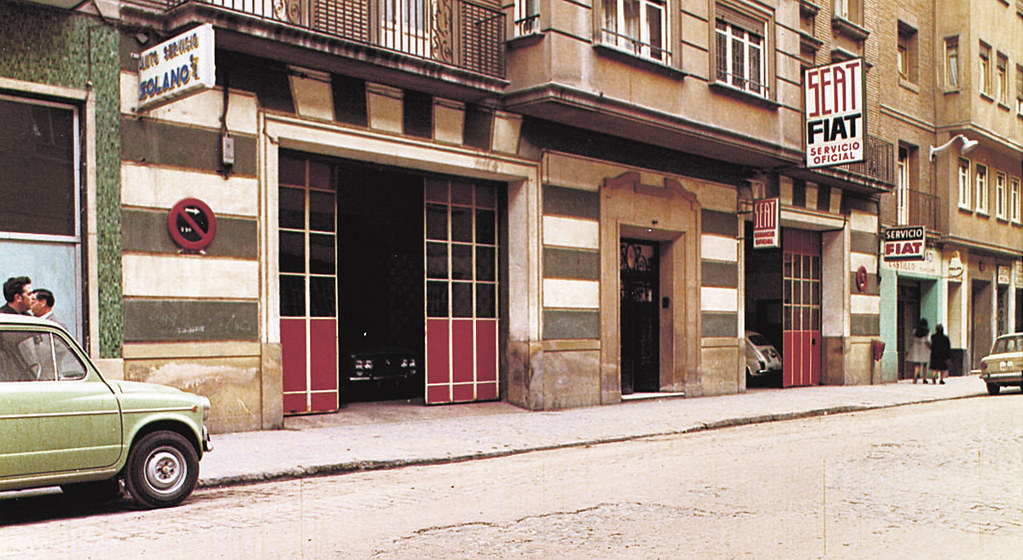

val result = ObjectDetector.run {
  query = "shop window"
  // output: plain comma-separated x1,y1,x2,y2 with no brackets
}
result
958,158,971,210
996,172,1008,220
714,3,772,98
601,0,669,64
976,163,989,215
897,22,917,84
945,36,960,89
0,96,78,237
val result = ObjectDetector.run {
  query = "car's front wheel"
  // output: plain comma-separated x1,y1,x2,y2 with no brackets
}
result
124,430,199,508
987,382,1002,395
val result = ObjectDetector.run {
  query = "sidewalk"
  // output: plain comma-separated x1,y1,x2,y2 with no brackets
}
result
198,375,988,488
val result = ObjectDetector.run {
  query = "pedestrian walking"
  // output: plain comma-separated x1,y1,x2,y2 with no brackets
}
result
908,317,930,383
930,324,951,385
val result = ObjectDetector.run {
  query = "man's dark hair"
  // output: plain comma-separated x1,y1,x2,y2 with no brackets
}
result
3,277,31,304
32,288,54,308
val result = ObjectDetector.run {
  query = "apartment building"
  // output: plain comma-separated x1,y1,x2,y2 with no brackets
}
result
877,0,1023,378
4,0,962,432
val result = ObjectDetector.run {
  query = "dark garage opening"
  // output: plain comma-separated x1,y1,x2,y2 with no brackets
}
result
338,163,425,402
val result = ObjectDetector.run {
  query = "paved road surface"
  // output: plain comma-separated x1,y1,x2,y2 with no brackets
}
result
2,396,1022,559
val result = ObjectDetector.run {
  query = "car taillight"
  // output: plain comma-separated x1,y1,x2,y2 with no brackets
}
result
981,362,987,371
354,360,364,371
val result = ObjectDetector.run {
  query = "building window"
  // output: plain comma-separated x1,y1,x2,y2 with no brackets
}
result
958,158,971,209
515,0,540,35
997,52,1009,105
896,146,909,224
1012,176,1021,223
996,171,1007,219
380,0,430,57
715,6,768,97
897,23,917,83
980,43,992,96
976,163,989,214
834,0,861,24
1016,64,1023,114
945,37,959,89
602,0,668,63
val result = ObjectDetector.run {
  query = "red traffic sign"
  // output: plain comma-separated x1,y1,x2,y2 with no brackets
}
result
168,198,217,251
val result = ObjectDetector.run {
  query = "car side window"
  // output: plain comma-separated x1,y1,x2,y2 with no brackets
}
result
0,330,49,382
53,335,87,381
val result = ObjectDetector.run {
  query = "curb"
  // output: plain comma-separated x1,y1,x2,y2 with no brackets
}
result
196,391,984,490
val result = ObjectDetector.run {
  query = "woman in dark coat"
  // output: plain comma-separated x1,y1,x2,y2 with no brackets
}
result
930,324,952,385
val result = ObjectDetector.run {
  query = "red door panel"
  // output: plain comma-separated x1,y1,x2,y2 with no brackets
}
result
281,318,307,393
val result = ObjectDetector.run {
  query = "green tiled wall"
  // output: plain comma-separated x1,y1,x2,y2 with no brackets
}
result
0,4,122,357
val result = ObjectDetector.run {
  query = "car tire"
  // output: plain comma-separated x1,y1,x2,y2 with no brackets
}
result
124,430,199,508
986,383,1002,396
60,479,122,503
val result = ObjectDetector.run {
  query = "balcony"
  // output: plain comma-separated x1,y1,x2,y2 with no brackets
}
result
883,188,941,232
791,134,896,194
163,0,506,79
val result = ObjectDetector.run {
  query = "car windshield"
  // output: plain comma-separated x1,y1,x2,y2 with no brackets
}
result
747,333,771,346
992,336,1023,354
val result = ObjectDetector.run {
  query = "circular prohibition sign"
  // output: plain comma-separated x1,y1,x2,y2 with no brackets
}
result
168,198,217,252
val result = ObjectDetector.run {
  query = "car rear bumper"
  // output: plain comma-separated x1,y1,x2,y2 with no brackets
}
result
981,371,1023,385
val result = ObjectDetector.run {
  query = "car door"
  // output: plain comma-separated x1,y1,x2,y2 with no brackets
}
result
0,328,122,478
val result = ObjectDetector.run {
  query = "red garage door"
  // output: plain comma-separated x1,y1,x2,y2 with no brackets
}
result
424,179,499,404
782,229,820,387
279,155,339,414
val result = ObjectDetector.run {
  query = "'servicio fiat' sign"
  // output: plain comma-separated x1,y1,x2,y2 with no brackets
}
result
804,59,864,168
753,198,780,249
137,24,215,110
883,226,925,261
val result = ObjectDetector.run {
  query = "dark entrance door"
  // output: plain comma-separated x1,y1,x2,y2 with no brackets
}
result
620,239,659,394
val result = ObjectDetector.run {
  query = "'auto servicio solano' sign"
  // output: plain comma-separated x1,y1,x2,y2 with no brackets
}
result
804,59,864,168
138,24,215,110
882,226,925,261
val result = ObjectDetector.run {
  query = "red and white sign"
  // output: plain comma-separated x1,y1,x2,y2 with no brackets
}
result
882,226,924,261
804,59,864,168
168,198,217,252
753,198,779,249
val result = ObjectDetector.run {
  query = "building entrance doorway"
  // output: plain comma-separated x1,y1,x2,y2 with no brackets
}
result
620,239,659,394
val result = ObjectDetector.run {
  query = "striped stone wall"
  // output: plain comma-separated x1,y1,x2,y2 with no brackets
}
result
849,210,881,336
118,37,266,432
700,210,739,338
541,185,601,340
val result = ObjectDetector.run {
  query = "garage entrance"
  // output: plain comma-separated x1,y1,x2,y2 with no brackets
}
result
279,152,501,412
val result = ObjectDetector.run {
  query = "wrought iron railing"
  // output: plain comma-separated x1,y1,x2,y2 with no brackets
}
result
841,134,896,186
166,0,505,78
882,189,941,232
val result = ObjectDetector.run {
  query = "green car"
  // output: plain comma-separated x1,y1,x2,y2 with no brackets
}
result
0,314,212,508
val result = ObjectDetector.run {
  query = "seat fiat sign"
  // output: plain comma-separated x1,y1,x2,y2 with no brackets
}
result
804,59,864,168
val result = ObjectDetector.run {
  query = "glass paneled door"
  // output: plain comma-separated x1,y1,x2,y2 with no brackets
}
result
279,155,339,414
782,229,821,387
424,179,499,404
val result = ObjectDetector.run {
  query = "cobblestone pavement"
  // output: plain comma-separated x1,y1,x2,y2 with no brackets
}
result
2,393,1021,559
